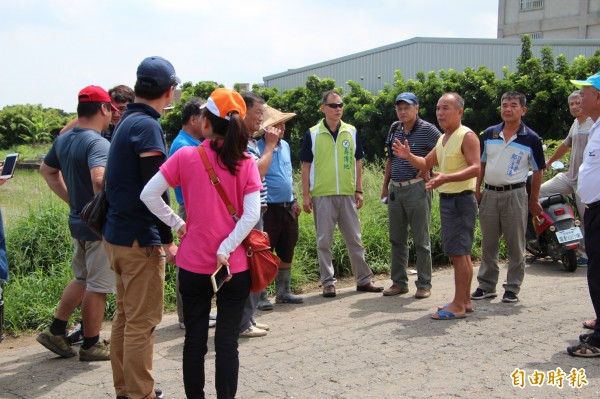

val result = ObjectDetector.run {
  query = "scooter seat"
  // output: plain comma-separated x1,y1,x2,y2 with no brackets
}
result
540,194,565,208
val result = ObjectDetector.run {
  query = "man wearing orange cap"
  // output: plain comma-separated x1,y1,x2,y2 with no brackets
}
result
38,85,115,361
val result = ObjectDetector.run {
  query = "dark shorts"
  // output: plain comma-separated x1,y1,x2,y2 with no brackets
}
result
263,204,299,263
440,193,478,257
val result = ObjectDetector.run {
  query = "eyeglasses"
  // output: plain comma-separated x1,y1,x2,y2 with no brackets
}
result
325,103,344,109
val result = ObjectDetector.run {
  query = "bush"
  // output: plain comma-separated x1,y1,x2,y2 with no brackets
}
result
7,203,72,275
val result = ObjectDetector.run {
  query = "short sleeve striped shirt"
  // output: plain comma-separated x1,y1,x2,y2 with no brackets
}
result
247,139,268,204
385,118,441,182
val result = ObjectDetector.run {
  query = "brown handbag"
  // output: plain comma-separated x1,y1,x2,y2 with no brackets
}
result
197,146,279,293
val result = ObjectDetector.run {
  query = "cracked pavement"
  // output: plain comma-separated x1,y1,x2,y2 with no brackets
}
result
1,260,599,398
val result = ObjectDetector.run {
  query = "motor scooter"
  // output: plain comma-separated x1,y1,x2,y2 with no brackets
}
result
526,161,583,272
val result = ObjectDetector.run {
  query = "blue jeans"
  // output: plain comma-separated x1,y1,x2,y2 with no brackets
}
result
179,268,250,399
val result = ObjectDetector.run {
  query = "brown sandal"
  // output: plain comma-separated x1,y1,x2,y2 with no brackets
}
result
567,342,600,357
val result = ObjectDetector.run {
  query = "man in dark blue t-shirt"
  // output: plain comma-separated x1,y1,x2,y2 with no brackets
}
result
39,85,115,361
103,56,179,399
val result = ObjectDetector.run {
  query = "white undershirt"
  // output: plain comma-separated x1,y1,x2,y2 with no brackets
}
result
140,171,261,258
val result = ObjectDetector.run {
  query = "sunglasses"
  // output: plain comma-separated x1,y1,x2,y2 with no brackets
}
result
325,103,344,109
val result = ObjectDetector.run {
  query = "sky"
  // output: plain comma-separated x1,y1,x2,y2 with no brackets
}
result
0,0,498,113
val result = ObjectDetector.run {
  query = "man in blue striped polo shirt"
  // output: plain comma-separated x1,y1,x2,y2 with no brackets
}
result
381,92,441,298
472,91,546,304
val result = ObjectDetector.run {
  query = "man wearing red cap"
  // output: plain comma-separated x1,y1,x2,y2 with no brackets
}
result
38,85,115,361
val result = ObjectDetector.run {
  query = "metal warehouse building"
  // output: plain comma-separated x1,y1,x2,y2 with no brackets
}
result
262,37,600,94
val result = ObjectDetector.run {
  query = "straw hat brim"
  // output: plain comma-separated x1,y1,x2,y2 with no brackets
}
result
252,105,296,137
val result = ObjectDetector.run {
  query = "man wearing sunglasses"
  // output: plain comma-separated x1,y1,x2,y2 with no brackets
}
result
300,90,383,298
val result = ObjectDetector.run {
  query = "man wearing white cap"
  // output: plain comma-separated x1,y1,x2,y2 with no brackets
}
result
567,73,600,357
258,105,304,305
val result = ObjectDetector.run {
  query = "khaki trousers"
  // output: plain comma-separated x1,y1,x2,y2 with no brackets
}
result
313,195,373,287
103,240,165,399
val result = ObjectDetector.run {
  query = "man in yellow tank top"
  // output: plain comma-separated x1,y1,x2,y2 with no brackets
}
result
393,93,480,320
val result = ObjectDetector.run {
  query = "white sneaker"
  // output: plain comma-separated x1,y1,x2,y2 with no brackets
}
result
179,322,185,329
239,326,267,338
252,321,270,331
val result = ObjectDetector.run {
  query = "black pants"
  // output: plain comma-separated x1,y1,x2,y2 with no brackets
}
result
179,268,250,399
585,207,600,346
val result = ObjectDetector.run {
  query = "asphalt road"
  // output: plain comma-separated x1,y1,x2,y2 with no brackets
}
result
1,260,599,398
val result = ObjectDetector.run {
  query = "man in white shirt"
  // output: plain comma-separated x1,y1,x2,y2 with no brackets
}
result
540,90,592,265
567,73,600,357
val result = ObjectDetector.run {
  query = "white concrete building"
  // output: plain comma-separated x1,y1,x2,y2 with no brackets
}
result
498,0,600,38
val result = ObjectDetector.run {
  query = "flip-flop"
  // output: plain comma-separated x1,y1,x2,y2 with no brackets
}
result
437,303,474,313
567,342,600,358
582,319,596,329
431,310,467,320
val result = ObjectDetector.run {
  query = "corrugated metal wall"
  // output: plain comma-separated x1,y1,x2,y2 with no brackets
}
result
263,38,600,94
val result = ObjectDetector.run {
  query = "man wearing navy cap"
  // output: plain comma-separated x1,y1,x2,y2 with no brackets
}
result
567,73,600,357
103,56,179,399
382,92,441,298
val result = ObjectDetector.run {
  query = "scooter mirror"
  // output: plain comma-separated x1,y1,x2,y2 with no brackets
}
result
551,160,565,170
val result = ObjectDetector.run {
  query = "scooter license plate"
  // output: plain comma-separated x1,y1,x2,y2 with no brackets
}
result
555,227,583,244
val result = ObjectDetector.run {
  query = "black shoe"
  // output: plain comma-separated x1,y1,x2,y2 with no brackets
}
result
470,288,497,300
502,291,519,303
66,323,83,345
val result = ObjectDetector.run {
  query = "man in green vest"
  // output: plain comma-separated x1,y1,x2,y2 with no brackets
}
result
300,90,383,297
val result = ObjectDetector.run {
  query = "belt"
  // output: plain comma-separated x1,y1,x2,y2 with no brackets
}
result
391,178,423,187
484,182,526,192
439,190,474,199
586,199,600,209
267,202,295,208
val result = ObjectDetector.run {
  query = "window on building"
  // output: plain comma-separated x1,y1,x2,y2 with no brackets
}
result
520,0,544,11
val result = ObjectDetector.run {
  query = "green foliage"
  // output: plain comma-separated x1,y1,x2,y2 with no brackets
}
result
6,203,72,275
0,104,72,149
160,81,222,141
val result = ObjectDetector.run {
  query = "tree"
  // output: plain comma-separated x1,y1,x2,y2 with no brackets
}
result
160,81,222,141
0,104,71,148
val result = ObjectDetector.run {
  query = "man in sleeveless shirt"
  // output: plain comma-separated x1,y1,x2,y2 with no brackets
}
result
393,93,480,320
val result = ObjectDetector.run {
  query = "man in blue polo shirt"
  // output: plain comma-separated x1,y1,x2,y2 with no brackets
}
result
381,92,441,298
103,56,179,399
472,91,546,304
258,105,304,305
169,97,203,329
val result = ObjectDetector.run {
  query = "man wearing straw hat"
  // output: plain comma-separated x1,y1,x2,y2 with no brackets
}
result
257,105,304,305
